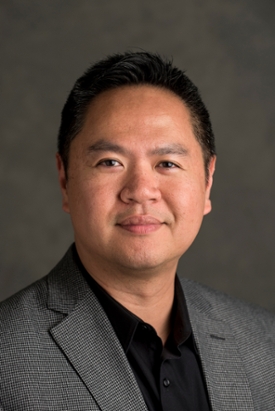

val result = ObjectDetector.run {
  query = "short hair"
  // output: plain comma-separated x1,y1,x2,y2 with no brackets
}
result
58,51,216,177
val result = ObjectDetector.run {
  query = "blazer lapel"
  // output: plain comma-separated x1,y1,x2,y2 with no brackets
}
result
182,279,254,411
48,248,255,411
47,248,148,411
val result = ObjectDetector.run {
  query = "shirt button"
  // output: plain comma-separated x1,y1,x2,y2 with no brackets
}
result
163,378,170,387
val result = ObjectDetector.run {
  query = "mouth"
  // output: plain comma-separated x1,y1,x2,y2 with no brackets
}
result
117,215,164,234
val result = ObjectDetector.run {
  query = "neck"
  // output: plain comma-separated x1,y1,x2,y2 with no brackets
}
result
104,275,176,344
77,248,177,344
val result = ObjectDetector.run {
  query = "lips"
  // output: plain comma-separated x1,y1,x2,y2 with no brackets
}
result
117,215,164,234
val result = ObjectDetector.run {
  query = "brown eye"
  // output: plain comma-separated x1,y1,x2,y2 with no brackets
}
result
98,159,121,167
158,161,178,168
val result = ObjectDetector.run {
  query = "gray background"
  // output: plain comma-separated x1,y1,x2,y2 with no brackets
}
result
1,0,275,311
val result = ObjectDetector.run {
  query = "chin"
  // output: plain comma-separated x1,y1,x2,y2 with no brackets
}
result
115,250,177,273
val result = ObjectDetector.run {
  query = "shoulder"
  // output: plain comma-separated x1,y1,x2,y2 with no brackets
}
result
0,245,88,334
0,275,49,331
0,273,69,357
180,277,275,336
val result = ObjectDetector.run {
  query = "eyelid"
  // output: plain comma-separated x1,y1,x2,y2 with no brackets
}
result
97,158,122,167
157,161,179,168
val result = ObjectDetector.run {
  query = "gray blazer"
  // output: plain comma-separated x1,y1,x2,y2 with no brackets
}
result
1,246,275,410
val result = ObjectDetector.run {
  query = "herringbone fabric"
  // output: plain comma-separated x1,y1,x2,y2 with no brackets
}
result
1,245,275,410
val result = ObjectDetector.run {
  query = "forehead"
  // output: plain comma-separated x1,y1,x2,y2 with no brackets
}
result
88,84,187,114
80,85,194,139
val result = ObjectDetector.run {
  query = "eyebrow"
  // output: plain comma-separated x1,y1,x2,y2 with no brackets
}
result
87,139,189,157
87,140,128,155
149,144,189,156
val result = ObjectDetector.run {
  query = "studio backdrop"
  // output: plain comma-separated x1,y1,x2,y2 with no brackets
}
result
1,0,275,311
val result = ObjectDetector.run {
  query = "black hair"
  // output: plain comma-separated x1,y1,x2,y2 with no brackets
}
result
58,51,215,176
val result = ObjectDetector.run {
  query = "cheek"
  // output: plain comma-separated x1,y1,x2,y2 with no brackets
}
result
167,187,207,241
167,178,206,213
67,179,118,225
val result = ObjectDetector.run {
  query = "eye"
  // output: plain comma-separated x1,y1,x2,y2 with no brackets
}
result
97,159,121,167
158,161,179,169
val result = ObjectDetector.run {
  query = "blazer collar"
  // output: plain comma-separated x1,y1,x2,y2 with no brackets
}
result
181,278,255,411
47,246,148,411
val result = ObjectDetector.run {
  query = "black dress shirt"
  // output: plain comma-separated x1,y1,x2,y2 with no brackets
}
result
75,249,211,411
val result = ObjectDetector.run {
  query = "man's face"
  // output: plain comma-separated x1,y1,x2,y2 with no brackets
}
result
57,85,215,276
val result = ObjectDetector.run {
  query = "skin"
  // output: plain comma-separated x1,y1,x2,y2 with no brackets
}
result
57,85,216,343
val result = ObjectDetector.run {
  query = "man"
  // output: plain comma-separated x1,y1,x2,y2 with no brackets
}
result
0,52,274,410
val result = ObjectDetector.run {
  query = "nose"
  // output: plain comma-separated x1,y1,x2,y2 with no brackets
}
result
119,168,161,204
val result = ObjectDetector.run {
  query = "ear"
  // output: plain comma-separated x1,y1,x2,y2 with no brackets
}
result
56,153,70,213
203,156,216,216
